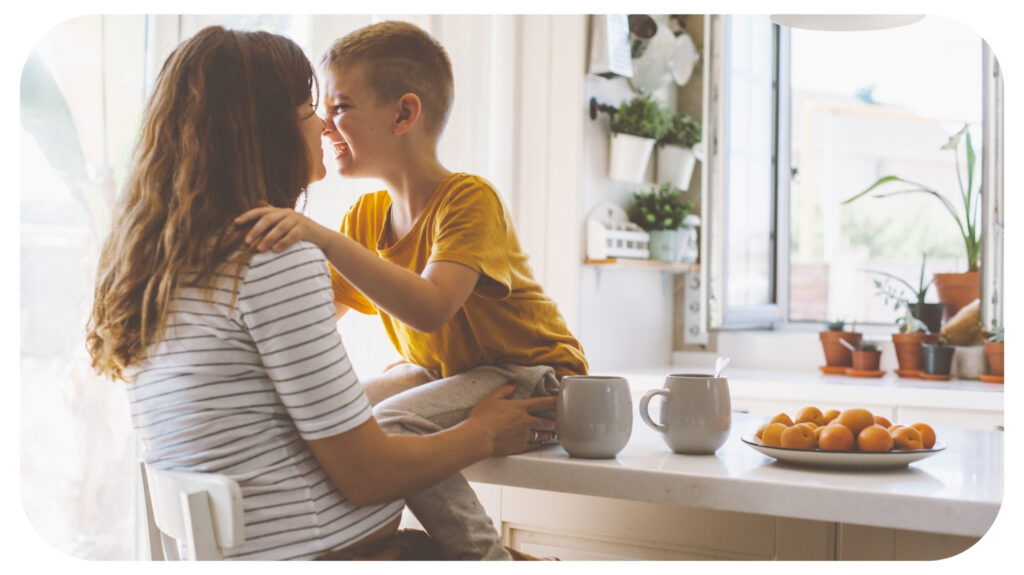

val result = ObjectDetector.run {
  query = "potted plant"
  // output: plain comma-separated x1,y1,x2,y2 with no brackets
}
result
656,111,701,190
843,124,981,323
851,340,882,372
891,305,938,374
984,326,1004,377
819,319,863,368
922,336,956,377
608,92,671,183
866,253,943,333
627,182,695,262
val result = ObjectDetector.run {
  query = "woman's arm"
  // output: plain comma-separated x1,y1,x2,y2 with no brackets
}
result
235,207,476,332
307,385,555,506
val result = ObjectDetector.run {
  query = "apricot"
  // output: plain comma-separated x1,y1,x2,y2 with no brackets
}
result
780,424,818,450
874,415,893,428
755,423,768,439
761,423,788,447
892,426,924,451
857,424,894,452
837,408,875,436
797,421,818,431
770,412,794,427
911,423,937,449
822,409,841,425
888,424,905,434
795,406,825,427
818,424,855,452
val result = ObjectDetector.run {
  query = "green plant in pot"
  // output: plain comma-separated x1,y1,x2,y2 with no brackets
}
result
627,182,695,262
891,305,938,375
607,92,671,183
818,319,862,369
851,340,882,373
656,112,702,190
866,253,943,334
843,124,981,323
984,326,1004,378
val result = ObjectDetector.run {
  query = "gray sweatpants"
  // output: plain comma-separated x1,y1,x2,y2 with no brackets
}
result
369,363,559,560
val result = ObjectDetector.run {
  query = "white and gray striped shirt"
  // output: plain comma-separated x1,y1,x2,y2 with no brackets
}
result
125,241,404,560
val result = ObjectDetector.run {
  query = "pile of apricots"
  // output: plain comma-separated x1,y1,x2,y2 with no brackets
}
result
755,407,937,452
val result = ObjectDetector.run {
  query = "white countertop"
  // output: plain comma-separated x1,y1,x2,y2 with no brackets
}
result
463,411,1002,538
610,366,1004,412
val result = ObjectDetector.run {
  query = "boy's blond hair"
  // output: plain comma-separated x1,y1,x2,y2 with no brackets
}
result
322,21,454,136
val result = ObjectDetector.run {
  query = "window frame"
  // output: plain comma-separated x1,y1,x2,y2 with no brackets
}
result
704,15,1003,335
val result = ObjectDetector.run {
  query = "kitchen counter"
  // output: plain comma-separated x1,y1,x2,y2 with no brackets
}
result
463,411,1002,538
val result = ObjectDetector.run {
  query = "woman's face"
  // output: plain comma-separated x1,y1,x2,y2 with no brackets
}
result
298,95,328,185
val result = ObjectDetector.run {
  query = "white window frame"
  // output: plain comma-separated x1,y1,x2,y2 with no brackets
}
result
703,15,1004,335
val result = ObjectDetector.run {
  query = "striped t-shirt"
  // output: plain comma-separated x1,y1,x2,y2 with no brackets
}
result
125,241,404,560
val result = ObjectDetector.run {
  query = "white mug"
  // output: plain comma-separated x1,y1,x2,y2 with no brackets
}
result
639,373,731,454
555,375,633,459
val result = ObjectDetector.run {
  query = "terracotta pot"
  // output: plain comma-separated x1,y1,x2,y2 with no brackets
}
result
819,331,863,367
985,341,1004,376
852,350,882,371
934,271,980,324
892,332,939,371
922,344,956,375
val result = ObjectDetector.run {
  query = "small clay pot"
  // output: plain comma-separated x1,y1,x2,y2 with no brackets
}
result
922,344,956,375
819,331,863,367
892,332,939,372
985,341,1004,376
851,349,882,371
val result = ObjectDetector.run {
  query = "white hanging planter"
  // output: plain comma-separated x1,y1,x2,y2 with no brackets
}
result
656,143,699,190
608,132,655,183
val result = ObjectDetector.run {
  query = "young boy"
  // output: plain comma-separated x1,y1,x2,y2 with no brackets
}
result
235,21,587,559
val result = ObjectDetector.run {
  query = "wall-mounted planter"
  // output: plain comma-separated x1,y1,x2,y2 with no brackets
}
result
655,143,698,190
608,132,655,183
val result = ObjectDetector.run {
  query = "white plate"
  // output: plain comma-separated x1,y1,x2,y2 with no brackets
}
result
741,434,946,470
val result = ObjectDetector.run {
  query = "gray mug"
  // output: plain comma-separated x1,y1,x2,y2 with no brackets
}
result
639,373,731,454
555,375,633,458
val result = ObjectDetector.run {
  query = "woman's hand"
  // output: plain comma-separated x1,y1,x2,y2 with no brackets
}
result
234,206,330,253
467,384,557,457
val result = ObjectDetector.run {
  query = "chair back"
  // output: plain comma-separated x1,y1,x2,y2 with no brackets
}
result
140,461,245,560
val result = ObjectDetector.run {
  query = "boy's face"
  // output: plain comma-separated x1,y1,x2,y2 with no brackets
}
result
320,63,396,180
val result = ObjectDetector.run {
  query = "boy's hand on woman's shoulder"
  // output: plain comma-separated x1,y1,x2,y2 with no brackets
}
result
234,205,331,253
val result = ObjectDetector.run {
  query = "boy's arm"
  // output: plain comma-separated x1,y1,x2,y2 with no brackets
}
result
235,207,479,332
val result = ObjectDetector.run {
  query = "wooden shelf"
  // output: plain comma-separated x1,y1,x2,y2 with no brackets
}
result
584,258,699,273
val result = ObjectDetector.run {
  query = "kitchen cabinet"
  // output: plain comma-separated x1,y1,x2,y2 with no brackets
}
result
460,412,1000,561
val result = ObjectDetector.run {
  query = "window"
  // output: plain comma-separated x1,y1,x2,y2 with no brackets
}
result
708,15,993,330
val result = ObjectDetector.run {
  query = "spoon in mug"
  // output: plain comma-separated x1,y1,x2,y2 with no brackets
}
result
714,356,731,378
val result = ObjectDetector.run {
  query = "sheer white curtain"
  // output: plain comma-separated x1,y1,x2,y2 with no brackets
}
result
20,13,529,559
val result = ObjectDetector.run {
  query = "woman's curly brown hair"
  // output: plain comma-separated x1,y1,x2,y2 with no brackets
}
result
86,26,318,380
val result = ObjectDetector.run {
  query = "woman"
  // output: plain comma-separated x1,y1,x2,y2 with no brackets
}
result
85,26,554,561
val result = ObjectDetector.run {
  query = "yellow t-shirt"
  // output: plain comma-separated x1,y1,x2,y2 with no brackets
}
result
330,172,588,379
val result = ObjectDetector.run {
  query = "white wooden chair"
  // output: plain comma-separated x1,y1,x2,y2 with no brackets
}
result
139,461,245,560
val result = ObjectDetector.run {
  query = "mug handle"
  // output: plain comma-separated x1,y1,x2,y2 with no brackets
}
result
639,389,669,433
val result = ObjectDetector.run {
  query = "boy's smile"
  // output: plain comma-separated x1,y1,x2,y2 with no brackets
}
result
321,63,394,179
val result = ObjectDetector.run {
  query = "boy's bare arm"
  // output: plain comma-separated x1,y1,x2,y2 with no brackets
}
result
235,207,478,332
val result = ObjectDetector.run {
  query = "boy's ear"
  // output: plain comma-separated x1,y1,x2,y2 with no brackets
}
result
393,93,422,135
